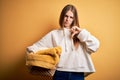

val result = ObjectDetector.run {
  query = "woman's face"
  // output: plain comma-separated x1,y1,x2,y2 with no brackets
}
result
63,10,74,28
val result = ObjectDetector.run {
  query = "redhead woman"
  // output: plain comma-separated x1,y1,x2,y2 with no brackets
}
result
27,4,100,80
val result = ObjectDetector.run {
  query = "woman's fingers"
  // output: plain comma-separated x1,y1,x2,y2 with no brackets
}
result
70,26,82,38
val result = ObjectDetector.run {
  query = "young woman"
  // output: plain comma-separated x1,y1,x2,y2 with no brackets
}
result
27,4,100,80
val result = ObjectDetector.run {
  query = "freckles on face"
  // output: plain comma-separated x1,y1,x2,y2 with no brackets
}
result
63,10,74,28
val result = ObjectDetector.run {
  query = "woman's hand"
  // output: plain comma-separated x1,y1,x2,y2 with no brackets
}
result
70,26,82,38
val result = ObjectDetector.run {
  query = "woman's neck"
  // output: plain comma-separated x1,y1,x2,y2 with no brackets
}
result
64,26,71,29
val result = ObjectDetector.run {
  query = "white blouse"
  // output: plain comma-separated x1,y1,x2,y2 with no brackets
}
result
27,28,100,76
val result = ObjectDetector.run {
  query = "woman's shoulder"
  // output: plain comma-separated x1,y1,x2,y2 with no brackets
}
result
50,28,63,34
43,28,62,37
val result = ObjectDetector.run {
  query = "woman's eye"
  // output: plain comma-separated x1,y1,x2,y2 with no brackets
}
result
70,16,73,19
64,15,73,19
65,15,68,17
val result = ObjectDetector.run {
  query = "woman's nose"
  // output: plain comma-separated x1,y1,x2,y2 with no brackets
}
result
66,17,70,21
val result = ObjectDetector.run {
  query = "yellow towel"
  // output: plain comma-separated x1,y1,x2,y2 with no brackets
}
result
26,46,62,69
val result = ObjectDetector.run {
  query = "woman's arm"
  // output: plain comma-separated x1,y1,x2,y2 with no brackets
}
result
26,31,54,53
77,29,100,53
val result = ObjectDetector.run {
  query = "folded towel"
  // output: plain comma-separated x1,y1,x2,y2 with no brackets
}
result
26,46,62,69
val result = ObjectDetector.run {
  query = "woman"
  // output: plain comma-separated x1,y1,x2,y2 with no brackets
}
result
27,4,100,80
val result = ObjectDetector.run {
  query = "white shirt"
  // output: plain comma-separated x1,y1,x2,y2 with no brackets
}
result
27,28,100,76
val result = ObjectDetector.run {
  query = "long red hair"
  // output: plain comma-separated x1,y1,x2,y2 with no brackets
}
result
59,4,80,43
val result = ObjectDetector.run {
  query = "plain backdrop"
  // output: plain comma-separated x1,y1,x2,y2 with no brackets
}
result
0,0,120,80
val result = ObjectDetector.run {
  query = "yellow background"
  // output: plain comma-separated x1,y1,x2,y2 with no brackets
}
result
1,0,120,80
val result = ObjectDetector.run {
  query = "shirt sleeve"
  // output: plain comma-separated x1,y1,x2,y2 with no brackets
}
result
26,31,54,53
77,29,100,53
